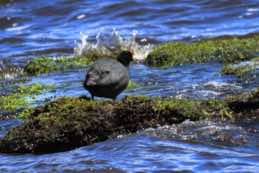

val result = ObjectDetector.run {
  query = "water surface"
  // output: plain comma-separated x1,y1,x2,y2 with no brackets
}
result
0,0,259,172
1,0,259,58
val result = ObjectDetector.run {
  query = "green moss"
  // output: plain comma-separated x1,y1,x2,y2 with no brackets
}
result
24,50,125,76
153,98,232,120
23,34,259,75
0,94,28,111
127,80,139,90
0,83,55,112
24,56,91,75
221,55,259,78
120,95,151,105
17,108,34,120
1,89,258,153
18,83,55,95
145,34,259,67
221,64,253,78
18,95,233,124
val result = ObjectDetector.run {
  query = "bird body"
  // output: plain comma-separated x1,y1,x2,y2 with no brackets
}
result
84,51,133,100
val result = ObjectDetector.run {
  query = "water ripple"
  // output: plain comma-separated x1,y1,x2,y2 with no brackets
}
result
1,0,259,58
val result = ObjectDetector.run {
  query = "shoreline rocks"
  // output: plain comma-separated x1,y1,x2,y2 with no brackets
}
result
23,33,259,75
145,33,259,67
0,89,258,154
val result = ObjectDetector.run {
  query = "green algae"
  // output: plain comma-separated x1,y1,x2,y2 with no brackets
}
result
23,34,259,76
221,56,259,78
0,83,55,112
23,50,127,76
23,49,123,76
221,64,253,78
1,92,250,153
154,98,233,120
24,56,91,75
145,34,259,67
16,108,34,120
0,94,28,111
18,83,55,95
127,80,139,90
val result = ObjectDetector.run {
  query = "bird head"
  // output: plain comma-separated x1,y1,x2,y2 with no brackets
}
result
117,51,133,67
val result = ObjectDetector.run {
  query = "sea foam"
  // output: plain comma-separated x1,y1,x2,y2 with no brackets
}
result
74,29,154,61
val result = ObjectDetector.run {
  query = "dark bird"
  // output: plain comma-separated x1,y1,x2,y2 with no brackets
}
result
84,51,133,100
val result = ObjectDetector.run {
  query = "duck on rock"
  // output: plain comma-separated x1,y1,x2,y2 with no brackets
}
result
84,51,133,100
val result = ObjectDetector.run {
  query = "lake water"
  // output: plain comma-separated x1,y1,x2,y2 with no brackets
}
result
0,0,259,172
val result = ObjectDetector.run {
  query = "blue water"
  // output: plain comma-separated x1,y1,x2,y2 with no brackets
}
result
0,0,259,172
1,0,259,58
0,120,258,173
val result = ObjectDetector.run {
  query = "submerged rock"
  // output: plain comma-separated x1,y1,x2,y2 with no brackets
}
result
221,64,254,78
0,84,55,121
221,57,259,78
0,84,55,111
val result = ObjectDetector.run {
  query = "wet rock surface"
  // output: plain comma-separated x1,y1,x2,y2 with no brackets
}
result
0,89,258,154
146,33,259,67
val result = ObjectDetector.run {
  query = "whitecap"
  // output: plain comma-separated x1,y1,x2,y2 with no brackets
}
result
77,14,86,20
6,24,31,32
247,8,259,12
74,28,154,61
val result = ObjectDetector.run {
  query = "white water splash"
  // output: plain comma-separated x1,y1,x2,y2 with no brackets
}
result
0,61,24,80
74,29,154,61
142,120,248,146
203,81,242,90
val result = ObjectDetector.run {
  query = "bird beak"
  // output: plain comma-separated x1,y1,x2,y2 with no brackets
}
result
85,74,96,86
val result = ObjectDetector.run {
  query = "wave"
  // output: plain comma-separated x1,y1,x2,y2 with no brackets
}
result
74,29,154,61
142,120,249,146
0,60,24,81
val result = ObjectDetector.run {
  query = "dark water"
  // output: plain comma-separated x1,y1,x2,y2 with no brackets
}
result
1,0,259,58
0,0,259,172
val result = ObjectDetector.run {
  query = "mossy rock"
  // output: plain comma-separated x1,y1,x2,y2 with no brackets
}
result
221,64,253,78
1,88,258,154
23,34,259,76
24,56,91,75
0,83,55,113
221,56,259,78
0,95,237,153
126,80,139,90
145,34,259,67
226,89,259,112
24,51,122,76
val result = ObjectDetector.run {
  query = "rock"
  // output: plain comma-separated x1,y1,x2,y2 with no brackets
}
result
0,96,230,153
145,33,259,67
0,89,258,154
